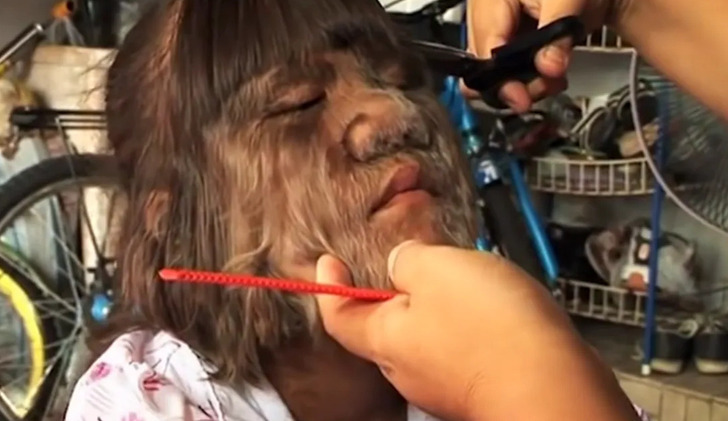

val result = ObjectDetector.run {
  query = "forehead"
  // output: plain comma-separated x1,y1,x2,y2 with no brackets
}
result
153,0,423,123
264,42,421,84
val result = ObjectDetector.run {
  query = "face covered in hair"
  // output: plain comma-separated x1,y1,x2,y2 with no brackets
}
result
259,50,478,289
107,0,477,381
157,2,480,290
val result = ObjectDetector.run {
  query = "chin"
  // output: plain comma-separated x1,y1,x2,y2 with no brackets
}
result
395,226,443,246
337,198,473,289
383,210,457,248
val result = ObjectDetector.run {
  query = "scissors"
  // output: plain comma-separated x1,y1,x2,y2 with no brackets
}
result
412,16,585,109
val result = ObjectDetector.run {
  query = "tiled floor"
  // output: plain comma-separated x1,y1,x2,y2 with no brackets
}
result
577,319,728,421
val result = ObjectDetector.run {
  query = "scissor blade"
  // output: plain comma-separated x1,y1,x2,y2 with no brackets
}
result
411,40,486,77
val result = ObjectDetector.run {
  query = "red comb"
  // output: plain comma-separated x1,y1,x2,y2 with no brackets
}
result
158,268,396,301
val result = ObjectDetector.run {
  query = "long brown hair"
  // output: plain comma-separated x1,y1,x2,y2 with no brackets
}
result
103,0,421,385
102,0,476,387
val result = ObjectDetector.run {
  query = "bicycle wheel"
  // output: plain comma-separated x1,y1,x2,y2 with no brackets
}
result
0,153,120,420
0,250,51,420
480,182,547,284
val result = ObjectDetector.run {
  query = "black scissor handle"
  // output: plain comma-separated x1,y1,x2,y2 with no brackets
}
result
464,16,584,109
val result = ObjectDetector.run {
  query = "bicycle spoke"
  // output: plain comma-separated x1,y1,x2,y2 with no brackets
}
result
0,153,122,420
5,205,87,277
39,326,81,419
0,257,79,316
0,334,77,368
33,301,77,327
0,370,30,390
57,148,110,275
3,219,88,318
0,327,80,416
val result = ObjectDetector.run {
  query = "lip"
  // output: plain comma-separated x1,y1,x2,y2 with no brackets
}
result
371,163,426,215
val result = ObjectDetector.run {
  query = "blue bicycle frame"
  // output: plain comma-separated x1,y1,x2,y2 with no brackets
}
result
437,18,560,286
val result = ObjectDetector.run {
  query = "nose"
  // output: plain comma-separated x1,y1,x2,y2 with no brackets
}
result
342,90,429,161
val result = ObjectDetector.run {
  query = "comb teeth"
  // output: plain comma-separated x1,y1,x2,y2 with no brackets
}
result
158,268,396,301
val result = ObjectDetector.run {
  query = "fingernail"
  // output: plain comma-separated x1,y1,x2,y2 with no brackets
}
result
540,45,568,68
387,240,421,281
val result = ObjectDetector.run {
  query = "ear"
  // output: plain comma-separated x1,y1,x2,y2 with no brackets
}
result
144,190,170,237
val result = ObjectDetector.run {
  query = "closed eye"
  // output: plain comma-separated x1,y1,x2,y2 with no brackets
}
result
380,73,424,92
268,93,326,117
293,94,326,112
395,80,419,91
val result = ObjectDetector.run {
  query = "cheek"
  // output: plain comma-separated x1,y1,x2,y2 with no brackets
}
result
264,129,349,256
278,116,376,227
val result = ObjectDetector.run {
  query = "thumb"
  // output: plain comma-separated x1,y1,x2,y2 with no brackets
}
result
534,0,585,78
314,254,383,360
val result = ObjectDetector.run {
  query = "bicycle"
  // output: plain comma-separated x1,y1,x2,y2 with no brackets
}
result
0,105,115,421
0,244,49,421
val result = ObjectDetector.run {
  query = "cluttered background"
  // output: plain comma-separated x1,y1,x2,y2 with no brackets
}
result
1,0,728,420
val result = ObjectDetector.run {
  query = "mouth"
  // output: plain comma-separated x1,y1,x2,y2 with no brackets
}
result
370,162,432,216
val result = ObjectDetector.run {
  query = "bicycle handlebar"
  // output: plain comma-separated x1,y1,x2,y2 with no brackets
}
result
0,1,75,74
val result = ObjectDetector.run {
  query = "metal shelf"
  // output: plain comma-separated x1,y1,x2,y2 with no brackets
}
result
525,156,655,196
574,25,634,53
556,279,688,327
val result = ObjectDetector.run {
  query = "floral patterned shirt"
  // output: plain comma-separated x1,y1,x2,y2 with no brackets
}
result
64,330,650,421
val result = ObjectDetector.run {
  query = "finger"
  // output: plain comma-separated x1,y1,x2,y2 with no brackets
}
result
499,75,568,112
524,76,569,101
537,0,587,26
534,0,585,77
535,39,573,79
387,240,422,281
467,0,520,57
314,255,385,360
386,241,467,292
500,81,533,113
388,241,516,294
316,254,353,288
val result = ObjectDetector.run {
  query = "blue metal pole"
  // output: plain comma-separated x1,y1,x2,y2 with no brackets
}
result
506,157,560,285
641,89,670,375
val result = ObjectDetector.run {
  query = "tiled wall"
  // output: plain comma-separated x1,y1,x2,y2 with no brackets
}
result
617,372,728,421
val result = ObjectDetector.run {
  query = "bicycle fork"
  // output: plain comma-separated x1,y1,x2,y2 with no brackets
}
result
444,76,560,287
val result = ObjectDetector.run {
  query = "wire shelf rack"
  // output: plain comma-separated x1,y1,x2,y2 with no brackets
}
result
525,156,655,196
556,279,688,327
575,25,633,53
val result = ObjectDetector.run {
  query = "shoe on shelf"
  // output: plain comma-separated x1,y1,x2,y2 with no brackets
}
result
694,316,728,374
634,318,700,374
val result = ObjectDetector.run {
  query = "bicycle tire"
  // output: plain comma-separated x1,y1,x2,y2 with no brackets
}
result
0,154,119,421
480,182,548,285
0,154,119,233
0,251,55,421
